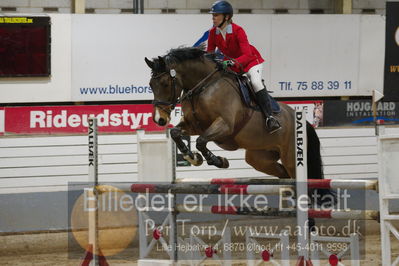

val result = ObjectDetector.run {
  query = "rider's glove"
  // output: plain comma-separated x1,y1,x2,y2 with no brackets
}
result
222,60,235,70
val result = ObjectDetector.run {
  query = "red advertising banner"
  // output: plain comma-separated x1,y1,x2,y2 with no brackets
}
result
2,102,322,135
4,105,168,134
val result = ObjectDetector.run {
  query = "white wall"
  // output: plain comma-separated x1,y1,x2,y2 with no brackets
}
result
71,14,386,100
0,14,386,103
358,15,386,91
70,14,209,101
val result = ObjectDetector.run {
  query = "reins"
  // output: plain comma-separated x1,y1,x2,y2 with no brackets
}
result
178,68,219,103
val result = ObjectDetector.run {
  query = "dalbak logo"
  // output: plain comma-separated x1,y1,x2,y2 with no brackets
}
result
88,119,95,167
295,111,304,167
395,26,399,46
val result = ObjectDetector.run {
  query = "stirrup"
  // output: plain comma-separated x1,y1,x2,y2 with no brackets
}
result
266,116,281,134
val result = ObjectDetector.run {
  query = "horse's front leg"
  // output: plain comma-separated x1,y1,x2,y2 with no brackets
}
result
170,124,203,166
196,117,233,169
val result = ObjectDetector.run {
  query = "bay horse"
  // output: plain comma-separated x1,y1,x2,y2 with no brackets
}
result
144,47,330,199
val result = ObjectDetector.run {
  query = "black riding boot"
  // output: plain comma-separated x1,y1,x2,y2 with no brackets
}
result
255,89,281,134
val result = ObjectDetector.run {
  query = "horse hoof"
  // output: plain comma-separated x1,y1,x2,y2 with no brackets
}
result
206,156,229,168
192,152,203,166
184,152,203,166
217,156,229,168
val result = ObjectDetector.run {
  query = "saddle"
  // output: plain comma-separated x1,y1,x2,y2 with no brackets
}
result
236,75,281,113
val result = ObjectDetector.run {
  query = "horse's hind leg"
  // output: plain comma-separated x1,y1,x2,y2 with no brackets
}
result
196,117,233,168
245,150,291,178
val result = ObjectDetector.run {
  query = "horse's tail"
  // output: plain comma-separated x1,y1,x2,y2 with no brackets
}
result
306,121,323,180
306,122,336,205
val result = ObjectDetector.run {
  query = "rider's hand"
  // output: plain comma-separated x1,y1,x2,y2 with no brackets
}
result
222,60,234,70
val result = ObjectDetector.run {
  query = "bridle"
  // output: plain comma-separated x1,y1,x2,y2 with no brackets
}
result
151,68,179,114
151,67,219,114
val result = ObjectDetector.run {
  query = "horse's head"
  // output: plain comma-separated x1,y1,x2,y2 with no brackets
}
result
145,47,211,126
145,56,182,126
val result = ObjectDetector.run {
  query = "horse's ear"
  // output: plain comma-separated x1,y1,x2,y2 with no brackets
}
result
145,57,154,69
158,56,166,66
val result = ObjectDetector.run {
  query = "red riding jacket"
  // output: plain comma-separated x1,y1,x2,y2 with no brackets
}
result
207,23,264,73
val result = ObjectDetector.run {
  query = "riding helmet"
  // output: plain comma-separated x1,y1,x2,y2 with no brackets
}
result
209,1,233,15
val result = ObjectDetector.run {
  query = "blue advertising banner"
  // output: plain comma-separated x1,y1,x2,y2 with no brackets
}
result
323,100,399,126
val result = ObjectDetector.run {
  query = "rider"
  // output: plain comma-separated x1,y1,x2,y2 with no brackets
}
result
206,0,281,133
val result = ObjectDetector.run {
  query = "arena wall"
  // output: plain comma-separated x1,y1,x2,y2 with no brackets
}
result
0,0,387,15
0,14,386,103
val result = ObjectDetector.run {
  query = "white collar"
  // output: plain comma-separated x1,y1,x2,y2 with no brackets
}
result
216,23,233,35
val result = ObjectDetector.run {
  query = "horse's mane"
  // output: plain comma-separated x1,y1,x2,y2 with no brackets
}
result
166,47,206,63
152,47,216,74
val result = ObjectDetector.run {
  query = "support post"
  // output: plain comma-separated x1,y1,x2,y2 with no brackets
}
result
295,109,310,265
81,118,109,266
73,0,86,14
136,130,177,265
378,133,399,266
88,117,99,265
334,0,352,14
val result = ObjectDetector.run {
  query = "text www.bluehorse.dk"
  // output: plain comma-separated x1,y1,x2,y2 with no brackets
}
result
79,85,152,95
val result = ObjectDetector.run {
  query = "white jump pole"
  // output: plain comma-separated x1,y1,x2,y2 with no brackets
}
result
295,109,310,265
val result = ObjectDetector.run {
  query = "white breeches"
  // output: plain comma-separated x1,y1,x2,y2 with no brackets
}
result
246,63,264,93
